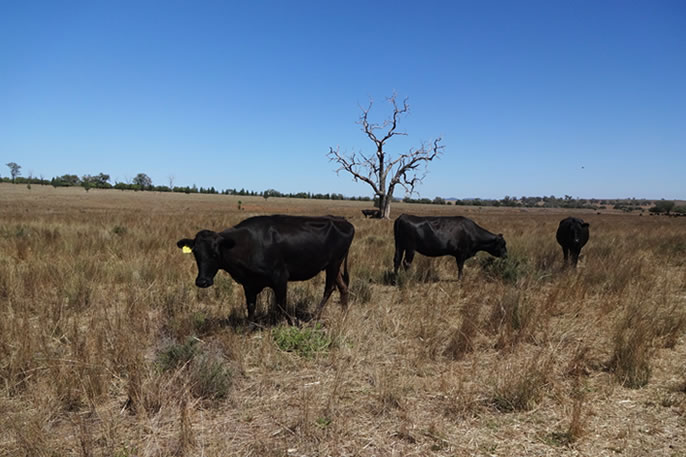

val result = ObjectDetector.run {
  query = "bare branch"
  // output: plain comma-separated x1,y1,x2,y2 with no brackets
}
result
327,147,381,195
389,137,444,195
379,93,409,144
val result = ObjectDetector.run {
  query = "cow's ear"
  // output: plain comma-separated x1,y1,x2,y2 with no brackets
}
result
582,223,590,228
177,238,194,250
219,235,236,250
498,233,504,239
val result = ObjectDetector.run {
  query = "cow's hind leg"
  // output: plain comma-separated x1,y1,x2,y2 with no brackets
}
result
335,271,349,309
455,256,465,280
393,247,404,275
272,281,293,325
562,247,569,266
402,249,415,270
315,262,342,320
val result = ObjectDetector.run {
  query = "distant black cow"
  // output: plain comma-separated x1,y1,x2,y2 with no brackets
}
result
556,217,589,268
361,209,381,218
393,214,507,280
177,215,355,323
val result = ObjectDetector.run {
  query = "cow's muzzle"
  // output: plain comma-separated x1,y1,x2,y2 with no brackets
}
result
195,277,213,288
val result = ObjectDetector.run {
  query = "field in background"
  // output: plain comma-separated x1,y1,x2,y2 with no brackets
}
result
1,184,685,456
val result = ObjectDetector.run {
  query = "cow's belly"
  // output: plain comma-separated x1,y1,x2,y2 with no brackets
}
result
415,241,454,257
287,263,328,281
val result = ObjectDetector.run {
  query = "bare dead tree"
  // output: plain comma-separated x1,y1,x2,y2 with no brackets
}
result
328,94,444,219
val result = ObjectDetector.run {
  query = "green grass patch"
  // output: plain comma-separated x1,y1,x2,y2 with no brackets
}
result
272,324,331,358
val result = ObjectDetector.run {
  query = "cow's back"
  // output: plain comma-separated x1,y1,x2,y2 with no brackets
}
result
394,214,478,256
231,215,354,280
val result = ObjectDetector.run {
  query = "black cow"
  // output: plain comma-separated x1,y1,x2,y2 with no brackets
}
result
556,217,589,267
393,214,507,280
177,215,355,323
361,209,381,218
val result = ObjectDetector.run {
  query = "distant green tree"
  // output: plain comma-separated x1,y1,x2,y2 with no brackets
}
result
133,173,152,189
649,200,675,214
94,173,110,187
6,162,21,183
53,174,81,187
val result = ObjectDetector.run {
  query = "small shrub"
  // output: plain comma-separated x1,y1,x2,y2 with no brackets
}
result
156,338,232,399
190,350,233,399
350,278,372,304
272,324,331,358
111,225,127,236
479,254,528,284
157,338,198,372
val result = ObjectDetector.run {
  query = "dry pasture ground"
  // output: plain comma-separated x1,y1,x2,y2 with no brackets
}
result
1,183,685,456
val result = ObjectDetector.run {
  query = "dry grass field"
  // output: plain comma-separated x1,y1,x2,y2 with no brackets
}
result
1,183,685,456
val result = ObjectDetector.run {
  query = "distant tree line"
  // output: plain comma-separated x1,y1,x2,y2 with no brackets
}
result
2,162,681,212
401,194,685,212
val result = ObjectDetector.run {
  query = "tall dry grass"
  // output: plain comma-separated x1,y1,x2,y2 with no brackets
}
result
1,184,685,456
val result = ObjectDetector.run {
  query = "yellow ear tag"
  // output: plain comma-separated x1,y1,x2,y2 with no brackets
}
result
182,246,192,254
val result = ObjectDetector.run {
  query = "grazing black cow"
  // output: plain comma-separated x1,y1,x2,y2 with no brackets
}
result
556,217,589,268
361,209,381,218
393,214,507,280
177,215,355,323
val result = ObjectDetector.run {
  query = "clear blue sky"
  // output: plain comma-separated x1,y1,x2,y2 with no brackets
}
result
1,1,684,199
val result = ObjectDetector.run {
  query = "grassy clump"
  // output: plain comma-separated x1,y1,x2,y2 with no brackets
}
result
609,305,654,388
412,256,441,283
157,338,199,371
156,338,233,399
189,350,233,399
350,278,373,304
479,254,529,284
272,324,331,358
111,225,128,236
489,353,550,412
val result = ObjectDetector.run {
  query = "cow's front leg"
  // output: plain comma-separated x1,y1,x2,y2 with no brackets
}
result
570,248,580,268
244,286,259,322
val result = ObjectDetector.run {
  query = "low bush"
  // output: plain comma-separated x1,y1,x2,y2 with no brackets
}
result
479,254,529,284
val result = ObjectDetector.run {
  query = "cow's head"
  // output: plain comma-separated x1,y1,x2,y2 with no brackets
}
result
177,230,235,288
571,222,590,246
491,234,508,258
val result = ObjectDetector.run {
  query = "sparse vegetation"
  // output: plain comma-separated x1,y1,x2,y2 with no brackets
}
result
1,184,685,456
